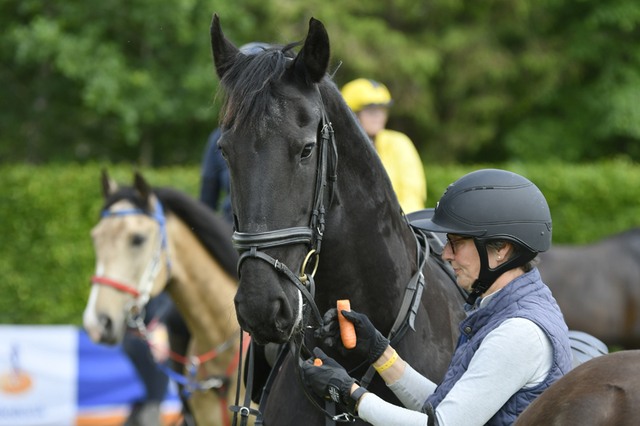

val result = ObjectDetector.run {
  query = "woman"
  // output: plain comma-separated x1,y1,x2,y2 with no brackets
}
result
302,169,573,426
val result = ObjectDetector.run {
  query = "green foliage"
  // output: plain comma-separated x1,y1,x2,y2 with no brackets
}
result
2,162,639,325
1,0,279,164
2,0,640,165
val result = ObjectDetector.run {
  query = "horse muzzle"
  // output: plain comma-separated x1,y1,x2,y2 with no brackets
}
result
234,267,303,344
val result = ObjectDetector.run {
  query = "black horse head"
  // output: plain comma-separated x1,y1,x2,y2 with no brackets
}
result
211,16,342,344
210,15,436,349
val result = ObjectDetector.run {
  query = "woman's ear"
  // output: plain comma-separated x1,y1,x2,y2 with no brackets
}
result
496,242,512,262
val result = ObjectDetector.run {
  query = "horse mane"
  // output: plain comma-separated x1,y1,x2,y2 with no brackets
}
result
102,186,238,280
219,42,302,131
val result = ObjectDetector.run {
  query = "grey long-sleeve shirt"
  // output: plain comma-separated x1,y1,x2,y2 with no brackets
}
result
358,291,553,426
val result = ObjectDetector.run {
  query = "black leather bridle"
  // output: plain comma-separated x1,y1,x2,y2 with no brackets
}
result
231,89,338,332
229,88,430,425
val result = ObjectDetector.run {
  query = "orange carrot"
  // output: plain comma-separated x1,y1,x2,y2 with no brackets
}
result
337,299,357,349
314,358,323,366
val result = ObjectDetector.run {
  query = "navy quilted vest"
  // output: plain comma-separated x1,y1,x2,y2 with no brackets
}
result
424,268,572,426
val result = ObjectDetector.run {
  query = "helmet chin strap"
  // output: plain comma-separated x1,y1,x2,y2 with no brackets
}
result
467,239,536,305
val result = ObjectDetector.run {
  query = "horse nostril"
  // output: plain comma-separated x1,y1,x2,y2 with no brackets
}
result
99,314,114,342
273,297,293,331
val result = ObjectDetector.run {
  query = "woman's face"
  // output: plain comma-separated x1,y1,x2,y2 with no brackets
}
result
442,235,480,292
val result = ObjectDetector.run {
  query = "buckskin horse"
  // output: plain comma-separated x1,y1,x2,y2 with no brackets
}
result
82,171,253,426
210,14,466,425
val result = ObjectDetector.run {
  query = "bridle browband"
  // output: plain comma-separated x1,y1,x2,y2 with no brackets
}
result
90,198,171,323
228,86,431,425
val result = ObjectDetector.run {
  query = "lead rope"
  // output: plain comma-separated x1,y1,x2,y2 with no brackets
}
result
254,343,289,425
230,331,260,426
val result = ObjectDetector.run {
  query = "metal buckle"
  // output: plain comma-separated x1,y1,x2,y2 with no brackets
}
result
332,413,356,423
125,300,146,332
273,259,283,271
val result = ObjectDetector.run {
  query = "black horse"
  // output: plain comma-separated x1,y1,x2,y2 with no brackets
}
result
538,228,640,349
211,15,465,425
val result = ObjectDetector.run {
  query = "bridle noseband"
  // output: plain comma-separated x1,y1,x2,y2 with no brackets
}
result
90,198,171,327
231,89,338,330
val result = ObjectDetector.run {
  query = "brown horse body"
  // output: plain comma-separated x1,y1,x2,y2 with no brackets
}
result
82,172,251,426
163,210,243,426
539,229,640,349
514,350,640,426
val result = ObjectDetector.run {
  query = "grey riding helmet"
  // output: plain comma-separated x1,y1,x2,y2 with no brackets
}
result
411,169,552,303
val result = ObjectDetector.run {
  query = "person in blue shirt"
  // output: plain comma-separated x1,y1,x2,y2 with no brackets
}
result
199,127,232,222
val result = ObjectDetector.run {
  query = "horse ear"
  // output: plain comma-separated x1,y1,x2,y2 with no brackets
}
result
210,13,241,80
133,172,152,207
291,17,330,84
101,169,119,199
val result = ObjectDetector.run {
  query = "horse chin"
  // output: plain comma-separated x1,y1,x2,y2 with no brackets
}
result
246,326,291,346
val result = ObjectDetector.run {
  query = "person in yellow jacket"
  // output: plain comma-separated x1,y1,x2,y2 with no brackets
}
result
341,78,427,213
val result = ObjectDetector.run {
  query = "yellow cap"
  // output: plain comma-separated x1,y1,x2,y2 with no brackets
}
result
341,78,393,113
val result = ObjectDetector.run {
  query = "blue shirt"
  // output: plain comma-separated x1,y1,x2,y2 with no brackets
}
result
200,128,232,223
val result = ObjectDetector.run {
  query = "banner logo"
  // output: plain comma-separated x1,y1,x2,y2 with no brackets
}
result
0,345,33,394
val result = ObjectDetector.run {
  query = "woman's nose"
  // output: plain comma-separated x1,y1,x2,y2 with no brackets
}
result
442,241,454,261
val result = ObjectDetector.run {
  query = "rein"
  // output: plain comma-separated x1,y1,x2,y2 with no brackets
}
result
136,321,250,426
229,87,430,424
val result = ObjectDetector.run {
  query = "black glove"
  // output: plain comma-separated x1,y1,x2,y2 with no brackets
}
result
315,308,390,364
302,347,357,407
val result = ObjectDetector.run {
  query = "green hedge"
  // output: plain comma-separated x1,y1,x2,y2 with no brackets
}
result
2,160,639,325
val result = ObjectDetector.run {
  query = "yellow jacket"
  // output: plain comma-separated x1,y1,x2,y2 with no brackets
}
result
374,129,427,213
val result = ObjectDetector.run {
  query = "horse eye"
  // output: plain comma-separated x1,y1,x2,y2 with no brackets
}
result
131,234,146,246
301,144,314,159
220,149,227,160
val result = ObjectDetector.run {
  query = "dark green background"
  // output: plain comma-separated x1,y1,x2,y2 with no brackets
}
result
2,0,640,165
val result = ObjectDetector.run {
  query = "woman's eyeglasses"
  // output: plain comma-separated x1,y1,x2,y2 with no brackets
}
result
446,235,469,254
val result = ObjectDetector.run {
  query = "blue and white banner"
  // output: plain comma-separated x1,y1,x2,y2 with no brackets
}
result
0,326,180,426
0,325,78,426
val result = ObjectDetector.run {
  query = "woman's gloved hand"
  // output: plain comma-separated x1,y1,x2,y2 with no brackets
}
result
302,347,356,406
315,308,390,364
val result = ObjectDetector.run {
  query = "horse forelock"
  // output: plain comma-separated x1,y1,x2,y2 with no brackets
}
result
219,42,303,132
102,187,150,214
